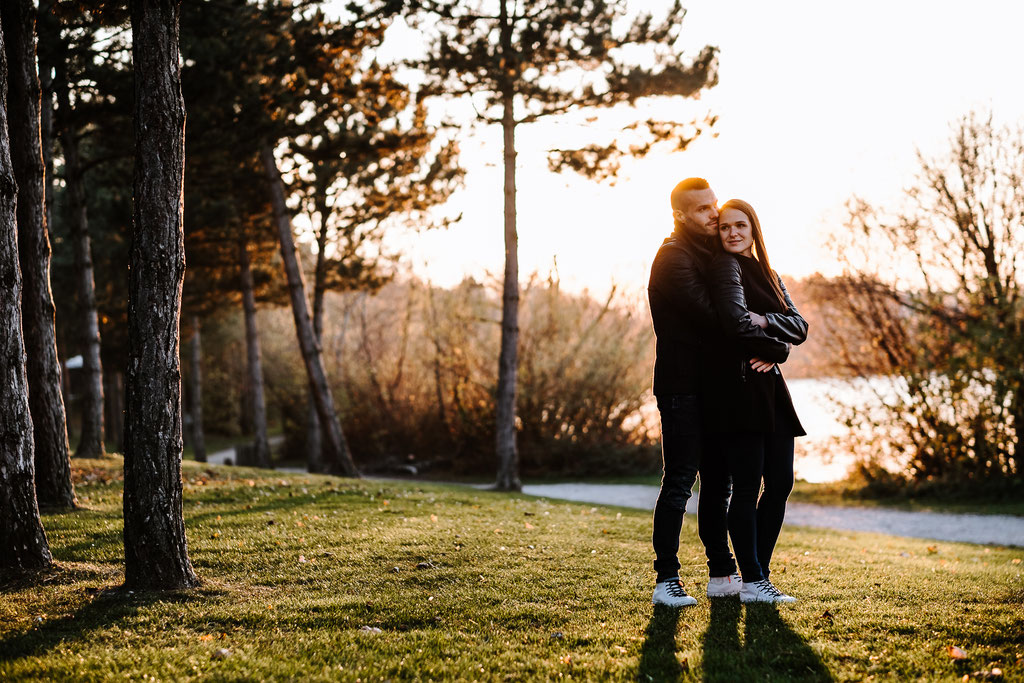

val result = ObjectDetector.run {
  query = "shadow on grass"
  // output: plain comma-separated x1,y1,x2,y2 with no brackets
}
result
637,604,683,681
0,582,198,662
702,599,832,682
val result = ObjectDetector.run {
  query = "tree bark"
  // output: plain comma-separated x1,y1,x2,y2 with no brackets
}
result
123,0,197,590
0,19,53,577
54,55,104,459
305,188,330,474
188,315,206,462
494,0,521,491
2,0,76,509
109,371,125,452
259,143,358,477
238,237,270,468
37,0,54,239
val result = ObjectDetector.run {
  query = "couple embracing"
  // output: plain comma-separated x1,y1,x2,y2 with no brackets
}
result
647,177,808,606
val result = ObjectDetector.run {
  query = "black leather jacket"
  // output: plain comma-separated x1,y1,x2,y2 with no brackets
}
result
648,230,718,397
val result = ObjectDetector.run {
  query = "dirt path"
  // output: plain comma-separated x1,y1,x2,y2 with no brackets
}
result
519,483,1024,548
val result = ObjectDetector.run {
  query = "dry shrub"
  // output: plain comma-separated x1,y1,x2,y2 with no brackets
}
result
299,274,659,476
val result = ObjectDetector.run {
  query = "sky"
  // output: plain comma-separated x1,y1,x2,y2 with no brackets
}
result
365,0,1024,297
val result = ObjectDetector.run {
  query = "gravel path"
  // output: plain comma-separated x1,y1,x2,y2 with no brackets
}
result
520,483,1024,548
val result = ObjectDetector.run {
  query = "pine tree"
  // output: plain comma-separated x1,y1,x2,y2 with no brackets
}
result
122,0,197,590
413,0,718,489
2,0,76,509
0,14,53,579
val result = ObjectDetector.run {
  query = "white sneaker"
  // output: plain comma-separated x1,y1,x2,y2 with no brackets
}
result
652,578,698,607
707,573,742,597
740,578,797,604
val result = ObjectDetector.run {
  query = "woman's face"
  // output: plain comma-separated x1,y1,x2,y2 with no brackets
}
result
718,207,754,257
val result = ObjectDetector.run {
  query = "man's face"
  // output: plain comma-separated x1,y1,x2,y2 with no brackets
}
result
673,189,719,236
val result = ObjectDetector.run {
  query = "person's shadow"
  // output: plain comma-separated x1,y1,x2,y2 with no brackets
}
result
637,604,683,681
703,600,833,682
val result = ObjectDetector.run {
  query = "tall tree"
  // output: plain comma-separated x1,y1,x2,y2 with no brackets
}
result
0,17,53,577
261,143,358,477
288,12,461,471
414,0,718,489
43,4,113,459
2,0,76,508
122,0,197,590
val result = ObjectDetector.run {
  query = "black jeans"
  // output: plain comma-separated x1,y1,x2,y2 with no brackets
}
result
697,452,737,578
703,417,795,583
652,394,703,582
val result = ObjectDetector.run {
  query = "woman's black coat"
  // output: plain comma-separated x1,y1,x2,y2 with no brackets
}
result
702,252,808,435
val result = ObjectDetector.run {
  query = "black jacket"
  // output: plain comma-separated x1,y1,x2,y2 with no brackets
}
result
703,253,807,435
648,230,718,396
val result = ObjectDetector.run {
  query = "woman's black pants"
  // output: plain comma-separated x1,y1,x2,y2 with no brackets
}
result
701,422,795,583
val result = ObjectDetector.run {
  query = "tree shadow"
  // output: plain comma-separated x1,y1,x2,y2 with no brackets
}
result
637,604,683,681
701,599,832,682
0,571,209,663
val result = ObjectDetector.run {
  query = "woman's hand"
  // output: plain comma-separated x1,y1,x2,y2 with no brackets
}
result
749,357,776,373
748,311,768,329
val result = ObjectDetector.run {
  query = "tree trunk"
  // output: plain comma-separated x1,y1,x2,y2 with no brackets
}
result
37,0,54,240
0,21,53,577
188,315,206,462
123,0,198,591
2,0,76,509
259,143,358,477
494,0,521,491
305,188,330,474
105,371,124,453
54,57,104,459
238,237,270,468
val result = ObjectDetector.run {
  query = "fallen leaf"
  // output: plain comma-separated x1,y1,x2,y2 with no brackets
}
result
430,514,438,523
947,645,968,660
927,546,938,554
212,648,231,660
524,522,534,529
359,625,382,633
298,555,307,563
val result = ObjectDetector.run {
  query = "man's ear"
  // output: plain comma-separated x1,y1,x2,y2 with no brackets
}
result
671,209,686,223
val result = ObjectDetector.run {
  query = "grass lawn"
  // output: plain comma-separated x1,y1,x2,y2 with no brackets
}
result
2,458,1021,681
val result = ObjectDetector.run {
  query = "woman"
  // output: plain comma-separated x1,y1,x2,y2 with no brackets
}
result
700,198,808,604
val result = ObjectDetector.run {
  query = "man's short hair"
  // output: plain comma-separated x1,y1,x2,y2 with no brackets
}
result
670,177,710,211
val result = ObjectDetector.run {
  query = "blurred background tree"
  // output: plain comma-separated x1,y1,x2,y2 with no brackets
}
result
818,112,1023,497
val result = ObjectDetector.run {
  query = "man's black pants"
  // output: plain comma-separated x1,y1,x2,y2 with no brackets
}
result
652,393,705,582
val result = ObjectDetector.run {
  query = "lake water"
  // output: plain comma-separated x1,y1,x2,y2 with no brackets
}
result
787,378,856,483
637,377,880,483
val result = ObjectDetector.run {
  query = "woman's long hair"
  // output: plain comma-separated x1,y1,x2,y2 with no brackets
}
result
719,198,787,309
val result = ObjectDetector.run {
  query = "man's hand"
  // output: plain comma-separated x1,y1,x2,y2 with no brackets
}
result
748,311,768,329
749,357,776,373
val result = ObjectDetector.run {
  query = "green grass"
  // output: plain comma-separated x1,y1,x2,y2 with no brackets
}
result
2,458,1022,681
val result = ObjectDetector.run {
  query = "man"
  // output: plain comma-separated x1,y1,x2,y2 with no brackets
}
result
647,177,741,607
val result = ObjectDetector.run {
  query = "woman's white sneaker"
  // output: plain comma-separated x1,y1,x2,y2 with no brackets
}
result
652,578,698,607
706,573,742,597
740,579,797,604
